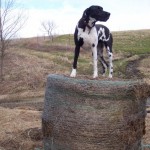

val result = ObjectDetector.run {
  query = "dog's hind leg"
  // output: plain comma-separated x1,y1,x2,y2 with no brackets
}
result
105,34,113,78
107,46,113,78
97,42,108,77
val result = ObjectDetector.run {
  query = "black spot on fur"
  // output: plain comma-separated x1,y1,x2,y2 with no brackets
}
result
92,44,95,47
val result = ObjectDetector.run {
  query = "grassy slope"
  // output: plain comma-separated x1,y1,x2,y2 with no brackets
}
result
112,30,150,78
113,30,150,55
0,29,150,98
0,30,150,150
55,30,150,54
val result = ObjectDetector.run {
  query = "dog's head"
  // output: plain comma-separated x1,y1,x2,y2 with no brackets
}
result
82,5,110,22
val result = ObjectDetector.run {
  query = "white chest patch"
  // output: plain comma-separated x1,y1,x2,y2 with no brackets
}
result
78,27,98,50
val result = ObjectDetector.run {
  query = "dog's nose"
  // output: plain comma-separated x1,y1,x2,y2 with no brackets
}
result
105,12,110,20
107,12,111,17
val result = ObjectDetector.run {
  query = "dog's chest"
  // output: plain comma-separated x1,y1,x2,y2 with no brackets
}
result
78,27,98,50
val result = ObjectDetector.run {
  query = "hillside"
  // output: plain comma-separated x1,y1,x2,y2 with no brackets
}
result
0,29,150,99
0,29,150,150
113,29,150,54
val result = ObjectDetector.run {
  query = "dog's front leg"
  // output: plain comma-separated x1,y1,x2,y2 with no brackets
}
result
92,48,98,78
70,46,80,77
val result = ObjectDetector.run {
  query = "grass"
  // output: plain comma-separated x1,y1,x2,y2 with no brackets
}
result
138,56,150,78
113,30,150,55
51,34,74,45
0,29,150,98
0,29,150,150
0,107,43,150
114,59,128,78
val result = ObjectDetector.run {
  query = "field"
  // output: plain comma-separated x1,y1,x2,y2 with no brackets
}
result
0,29,150,149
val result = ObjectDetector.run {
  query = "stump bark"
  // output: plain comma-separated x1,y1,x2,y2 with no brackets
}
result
42,74,149,150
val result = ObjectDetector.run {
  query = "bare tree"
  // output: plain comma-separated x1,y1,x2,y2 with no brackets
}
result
41,20,57,42
0,0,27,80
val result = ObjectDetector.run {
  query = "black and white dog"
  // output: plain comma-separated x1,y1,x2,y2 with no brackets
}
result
70,5,113,78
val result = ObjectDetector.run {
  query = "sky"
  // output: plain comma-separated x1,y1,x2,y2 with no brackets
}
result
8,0,150,38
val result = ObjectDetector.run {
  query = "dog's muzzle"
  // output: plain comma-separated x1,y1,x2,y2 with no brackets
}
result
97,11,110,22
104,11,110,21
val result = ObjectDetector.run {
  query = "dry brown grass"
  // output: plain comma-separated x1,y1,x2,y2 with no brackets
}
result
0,107,42,150
138,56,150,78
1,31,150,99
0,32,149,149
0,46,72,99
0,106,149,150
143,113,150,146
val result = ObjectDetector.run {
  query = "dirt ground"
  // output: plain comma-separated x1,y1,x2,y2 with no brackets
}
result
0,97,150,150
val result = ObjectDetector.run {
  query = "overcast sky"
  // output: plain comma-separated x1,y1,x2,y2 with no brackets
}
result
14,0,150,37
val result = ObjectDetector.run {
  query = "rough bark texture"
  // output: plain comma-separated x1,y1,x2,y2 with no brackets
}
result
42,74,149,150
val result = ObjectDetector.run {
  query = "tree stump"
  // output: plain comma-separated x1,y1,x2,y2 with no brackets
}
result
42,74,149,150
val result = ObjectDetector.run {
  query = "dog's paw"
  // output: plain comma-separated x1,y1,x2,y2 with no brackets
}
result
102,73,106,77
108,74,113,78
70,69,77,78
93,73,98,79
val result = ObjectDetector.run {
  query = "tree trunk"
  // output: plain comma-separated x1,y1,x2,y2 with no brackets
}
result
0,49,4,81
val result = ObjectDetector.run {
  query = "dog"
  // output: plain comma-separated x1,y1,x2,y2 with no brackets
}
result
70,5,113,78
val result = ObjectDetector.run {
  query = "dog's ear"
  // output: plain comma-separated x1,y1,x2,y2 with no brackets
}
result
82,8,90,19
